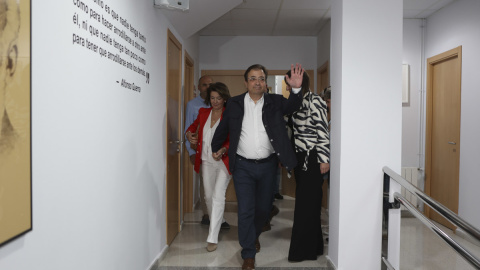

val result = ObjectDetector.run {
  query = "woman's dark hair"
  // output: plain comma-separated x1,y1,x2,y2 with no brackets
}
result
244,64,268,82
204,82,231,106
285,69,310,95
323,86,331,100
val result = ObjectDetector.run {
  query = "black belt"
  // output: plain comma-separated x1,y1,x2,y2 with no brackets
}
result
237,153,276,164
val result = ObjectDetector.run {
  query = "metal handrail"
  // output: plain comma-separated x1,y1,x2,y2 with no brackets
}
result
382,256,396,270
383,166,480,270
383,166,480,242
395,193,480,269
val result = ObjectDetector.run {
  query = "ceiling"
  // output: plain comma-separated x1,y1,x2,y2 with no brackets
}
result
159,0,457,39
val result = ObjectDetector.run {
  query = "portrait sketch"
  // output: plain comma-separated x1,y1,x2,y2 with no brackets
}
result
0,0,31,246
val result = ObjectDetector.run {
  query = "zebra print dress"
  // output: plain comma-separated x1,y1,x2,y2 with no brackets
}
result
290,91,330,171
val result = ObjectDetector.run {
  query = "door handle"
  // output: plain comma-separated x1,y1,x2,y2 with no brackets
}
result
448,141,456,145
169,140,181,144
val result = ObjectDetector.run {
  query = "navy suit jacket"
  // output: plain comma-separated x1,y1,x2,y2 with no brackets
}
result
211,91,303,172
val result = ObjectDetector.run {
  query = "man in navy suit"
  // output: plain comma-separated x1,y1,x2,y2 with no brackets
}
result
211,63,304,270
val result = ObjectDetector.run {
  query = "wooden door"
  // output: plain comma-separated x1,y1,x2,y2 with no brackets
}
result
166,29,182,244
425,46,462,230
203,70,247,97
317,61,329,94
279,79,297,198
182,52,195,214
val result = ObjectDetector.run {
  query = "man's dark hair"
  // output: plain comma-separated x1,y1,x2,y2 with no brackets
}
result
244,64,268,82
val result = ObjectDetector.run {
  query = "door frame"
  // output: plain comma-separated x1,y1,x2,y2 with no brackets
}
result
183,51,195,214
317,60,329,94
424,46,462,220
166,29,182,245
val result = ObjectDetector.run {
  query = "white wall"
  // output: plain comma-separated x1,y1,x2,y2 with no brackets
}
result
329,1,403,269
425,0,480,229
402,19,423,168
317,20,331,92
0,1,194,269
317,19,424,169
184,33,201,81
199,36,317,71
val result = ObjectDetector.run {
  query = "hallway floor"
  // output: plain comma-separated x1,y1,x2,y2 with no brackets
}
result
398,216,480,270
157,197,334,269
156,197,480,270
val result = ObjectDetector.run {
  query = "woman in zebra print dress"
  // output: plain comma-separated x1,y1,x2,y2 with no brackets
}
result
286,70,330,262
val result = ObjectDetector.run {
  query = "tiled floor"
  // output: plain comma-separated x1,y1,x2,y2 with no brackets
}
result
399,217,480,270
157,197,334,269
156,196,480,270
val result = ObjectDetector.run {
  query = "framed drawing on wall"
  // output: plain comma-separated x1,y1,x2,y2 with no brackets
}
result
402,64,409,104
0,0,32,246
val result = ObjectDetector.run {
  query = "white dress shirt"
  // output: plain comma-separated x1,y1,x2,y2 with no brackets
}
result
237,94,273,159
237,89,302,160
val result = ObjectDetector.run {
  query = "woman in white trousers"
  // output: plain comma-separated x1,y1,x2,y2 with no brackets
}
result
186,82,231,252
202,159,231,245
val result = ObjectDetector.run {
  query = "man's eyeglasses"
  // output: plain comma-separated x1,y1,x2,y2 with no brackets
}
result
248,77,266,83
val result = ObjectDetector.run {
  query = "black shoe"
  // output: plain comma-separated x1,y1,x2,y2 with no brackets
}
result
274,193,284,200
262,222,271,232
220,221,230,230
201,214,210,225
270,205,279,220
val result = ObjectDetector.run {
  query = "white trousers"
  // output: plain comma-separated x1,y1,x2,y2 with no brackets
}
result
202,161,231,244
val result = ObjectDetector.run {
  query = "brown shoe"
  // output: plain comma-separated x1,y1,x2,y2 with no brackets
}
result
255,238,260,253
270,205,279,220
261,222,271,232
242,258,255,270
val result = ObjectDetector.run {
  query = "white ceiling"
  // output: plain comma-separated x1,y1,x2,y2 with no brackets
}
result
159,0,457,38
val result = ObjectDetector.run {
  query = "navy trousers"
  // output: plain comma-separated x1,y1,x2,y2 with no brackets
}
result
233,155,277,259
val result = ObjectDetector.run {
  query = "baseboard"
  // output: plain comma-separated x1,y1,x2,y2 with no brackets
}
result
455,227,480,247
148,245,169,270
325,255,337,269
